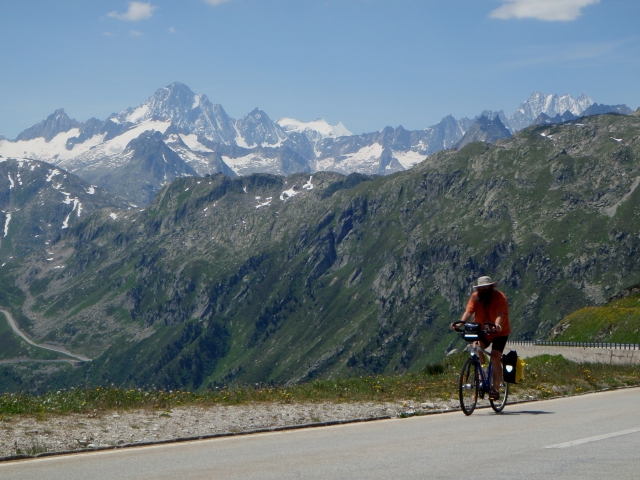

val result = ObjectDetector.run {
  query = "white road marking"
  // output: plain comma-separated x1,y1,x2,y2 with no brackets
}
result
545,427,640,449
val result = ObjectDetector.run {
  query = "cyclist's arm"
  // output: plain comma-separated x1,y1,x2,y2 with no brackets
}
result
494,314,504,333
451,311,473,330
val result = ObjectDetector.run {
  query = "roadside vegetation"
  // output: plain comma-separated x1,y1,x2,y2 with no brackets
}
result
1,354,638,418
552,288,640,344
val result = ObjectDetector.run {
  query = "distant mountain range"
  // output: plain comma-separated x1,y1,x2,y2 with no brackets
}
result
0,83,632,205
3,110,640,392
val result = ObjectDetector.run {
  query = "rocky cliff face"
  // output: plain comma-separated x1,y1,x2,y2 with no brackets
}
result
3,112,640,392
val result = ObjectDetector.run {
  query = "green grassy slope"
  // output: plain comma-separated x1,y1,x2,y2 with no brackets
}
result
2,113,640,392
551,286,640,343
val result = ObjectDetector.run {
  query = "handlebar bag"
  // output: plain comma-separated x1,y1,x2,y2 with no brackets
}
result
463,323,481,342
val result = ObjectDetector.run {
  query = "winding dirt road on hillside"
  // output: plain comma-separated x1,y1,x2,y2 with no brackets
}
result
0,309,90,362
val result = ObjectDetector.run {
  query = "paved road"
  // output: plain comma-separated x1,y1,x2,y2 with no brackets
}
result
2,389,639,479
0,309,90,362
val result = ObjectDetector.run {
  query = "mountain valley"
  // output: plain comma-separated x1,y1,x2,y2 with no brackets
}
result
1,109,640,392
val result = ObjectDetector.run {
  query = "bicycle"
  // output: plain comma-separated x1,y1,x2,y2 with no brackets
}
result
451,321,509,416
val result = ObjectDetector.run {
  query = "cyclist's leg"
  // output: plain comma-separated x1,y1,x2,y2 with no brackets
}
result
477,335,489,365
490,336,508,391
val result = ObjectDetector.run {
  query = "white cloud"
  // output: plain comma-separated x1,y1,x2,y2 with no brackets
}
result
204,0,233,5
490,0,599,21
129,30,144,38
108,2,157,21
169,27,177,34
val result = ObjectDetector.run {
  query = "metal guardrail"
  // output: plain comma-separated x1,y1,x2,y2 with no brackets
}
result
507,340,640,350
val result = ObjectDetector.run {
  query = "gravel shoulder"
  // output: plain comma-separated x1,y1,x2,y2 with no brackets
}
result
0,399,470,459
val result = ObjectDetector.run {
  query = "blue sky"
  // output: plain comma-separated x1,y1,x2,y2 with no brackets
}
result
1,0,639,138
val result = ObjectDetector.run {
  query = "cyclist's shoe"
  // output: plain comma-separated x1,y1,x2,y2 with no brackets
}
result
489,389,500,400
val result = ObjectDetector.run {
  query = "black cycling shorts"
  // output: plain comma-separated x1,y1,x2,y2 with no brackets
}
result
480,335,509,353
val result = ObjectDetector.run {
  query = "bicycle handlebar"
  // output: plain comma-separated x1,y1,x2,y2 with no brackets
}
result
451,321,465,332
450,320,501,334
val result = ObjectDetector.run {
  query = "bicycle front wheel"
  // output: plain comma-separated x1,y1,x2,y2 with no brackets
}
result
459,358,478,416
490,380,509,413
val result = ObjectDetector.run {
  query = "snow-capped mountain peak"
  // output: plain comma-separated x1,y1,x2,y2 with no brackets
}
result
508,92,594,131
236,108,287,148
110,82,238,145
277,118,353,142
15,108,81,143
0,84,631,208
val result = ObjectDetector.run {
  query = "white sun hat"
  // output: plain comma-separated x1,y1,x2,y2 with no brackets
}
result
473,276,498,290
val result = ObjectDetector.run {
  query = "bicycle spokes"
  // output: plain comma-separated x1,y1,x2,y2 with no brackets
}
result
459,358,479,416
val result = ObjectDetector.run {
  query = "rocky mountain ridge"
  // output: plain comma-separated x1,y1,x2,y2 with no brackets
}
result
1,84,631,206
1,112,640,392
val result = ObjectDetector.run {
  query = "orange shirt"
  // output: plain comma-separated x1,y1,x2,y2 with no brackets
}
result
465,289,510,340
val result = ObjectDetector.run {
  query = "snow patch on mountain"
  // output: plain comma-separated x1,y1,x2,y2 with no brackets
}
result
178,134,212,152
255,196,273,208
313,143,384,175
3,213,11,237
0,129,105,162
61,213,71,229
58,120,170,173
280,188,300,201
126,104,151,124
392,150,426,169
277,118,352,142
222,153,282,176
45,169,61,182
302,176,314,190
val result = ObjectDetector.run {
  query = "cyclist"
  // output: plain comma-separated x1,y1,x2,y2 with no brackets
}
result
451,276,510,400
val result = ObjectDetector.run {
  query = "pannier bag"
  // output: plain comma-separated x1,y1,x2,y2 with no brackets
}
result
502,350,525,384
463,323,481,342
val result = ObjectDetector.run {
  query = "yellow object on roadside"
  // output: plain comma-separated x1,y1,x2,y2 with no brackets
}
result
515,357,526,383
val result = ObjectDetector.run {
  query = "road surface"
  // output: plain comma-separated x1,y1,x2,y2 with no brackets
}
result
1,388,639,479
0,309,90,362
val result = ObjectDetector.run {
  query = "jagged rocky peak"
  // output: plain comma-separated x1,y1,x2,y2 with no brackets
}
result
426,115,467,148
110,82,237,144
236,108,287,147
15,108,81,142
477,110,511,131
508,92,594,132
455,115,511,150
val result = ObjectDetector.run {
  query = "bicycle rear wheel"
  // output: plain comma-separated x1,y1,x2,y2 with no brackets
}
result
490,380,509,413
459,358,478,416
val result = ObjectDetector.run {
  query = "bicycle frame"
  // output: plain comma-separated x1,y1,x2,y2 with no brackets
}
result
467,344,493,393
